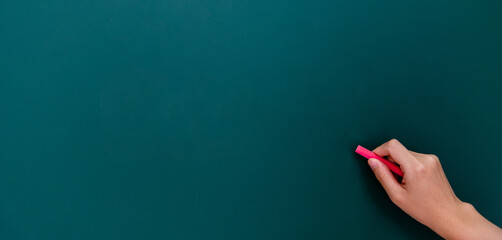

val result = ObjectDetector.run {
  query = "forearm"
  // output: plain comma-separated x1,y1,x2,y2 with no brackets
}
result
431,202,502,240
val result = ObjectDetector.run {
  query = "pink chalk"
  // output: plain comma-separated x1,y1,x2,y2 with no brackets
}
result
355,145,404,177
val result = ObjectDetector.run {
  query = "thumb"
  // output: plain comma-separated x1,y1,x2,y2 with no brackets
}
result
368,158,404,200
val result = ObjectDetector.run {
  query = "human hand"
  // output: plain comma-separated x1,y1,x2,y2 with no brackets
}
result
367,139,502,239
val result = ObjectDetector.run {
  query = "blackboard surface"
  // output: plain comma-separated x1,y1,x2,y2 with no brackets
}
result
1,0,502,239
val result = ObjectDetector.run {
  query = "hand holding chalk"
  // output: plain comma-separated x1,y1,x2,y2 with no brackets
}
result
359,139,502,239
355,145,403,177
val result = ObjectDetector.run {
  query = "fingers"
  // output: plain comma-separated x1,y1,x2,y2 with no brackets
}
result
368,158,405,203
387,156,397,164
372,139,416,166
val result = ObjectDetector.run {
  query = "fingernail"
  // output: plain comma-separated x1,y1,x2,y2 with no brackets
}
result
368,159,378,169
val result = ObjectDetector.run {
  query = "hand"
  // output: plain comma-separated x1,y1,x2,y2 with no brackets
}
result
367,139,502,239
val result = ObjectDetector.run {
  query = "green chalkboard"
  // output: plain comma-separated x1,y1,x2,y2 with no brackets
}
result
1,0,502,239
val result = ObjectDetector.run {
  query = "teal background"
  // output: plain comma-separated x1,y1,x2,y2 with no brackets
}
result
1,0,502,239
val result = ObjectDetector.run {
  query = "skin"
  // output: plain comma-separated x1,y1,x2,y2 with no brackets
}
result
367,139,502,240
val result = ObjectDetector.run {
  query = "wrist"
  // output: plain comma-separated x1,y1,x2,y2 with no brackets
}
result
428,201,478,239
432,201,502,240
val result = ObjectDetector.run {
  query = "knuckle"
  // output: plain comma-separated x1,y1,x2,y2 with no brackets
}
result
377,172,388,183
388,139,400,148
426,154,439,165
415,164,426,173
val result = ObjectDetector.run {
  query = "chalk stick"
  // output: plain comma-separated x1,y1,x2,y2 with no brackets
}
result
355,145,404,177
